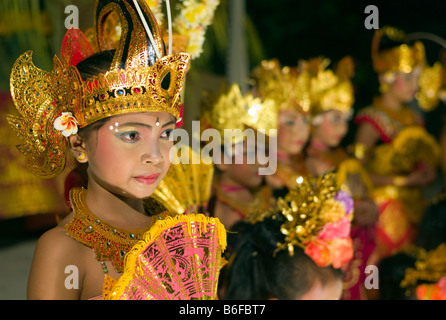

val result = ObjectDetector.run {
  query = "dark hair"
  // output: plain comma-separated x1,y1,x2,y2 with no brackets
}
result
416,198,446,251
75,50,115,81
222,216,344,300
75,50,116,140
378,252,417,300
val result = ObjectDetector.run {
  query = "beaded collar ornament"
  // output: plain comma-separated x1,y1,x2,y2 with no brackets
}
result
64,187,169,273
7,0,191,178
275,172,354,269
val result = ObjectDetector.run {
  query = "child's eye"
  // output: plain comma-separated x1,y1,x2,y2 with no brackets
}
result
119,131,140,143
160,129,174,140
284,120,295,127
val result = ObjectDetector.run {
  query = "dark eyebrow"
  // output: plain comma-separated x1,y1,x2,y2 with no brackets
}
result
161,120,176,128
118,121,176,129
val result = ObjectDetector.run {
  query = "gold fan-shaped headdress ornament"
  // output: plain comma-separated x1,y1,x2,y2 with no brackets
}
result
251,58,311,114
201,83,278,145
303,56,355,115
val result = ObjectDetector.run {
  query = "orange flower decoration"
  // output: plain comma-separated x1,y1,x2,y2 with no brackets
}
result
416,277,446,300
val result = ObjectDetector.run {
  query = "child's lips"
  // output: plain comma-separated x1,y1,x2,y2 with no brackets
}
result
134,173,160,185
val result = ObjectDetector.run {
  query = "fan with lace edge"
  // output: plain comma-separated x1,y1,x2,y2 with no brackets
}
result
151,145,214,214
106,213,227,300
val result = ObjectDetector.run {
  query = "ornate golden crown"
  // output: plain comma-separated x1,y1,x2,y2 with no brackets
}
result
7,0,191,178
303,56,355,115
275,172,354,268
250,59,311,114
201,84,278,144
371,26,425,74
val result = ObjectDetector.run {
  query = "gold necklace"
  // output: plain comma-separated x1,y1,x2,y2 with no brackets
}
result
64,188,169,273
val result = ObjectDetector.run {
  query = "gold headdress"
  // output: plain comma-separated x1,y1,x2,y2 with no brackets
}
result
201,83,278,145
371,26,425,74
401,243,446,299
7,0,191,178
415,49,446,111
275,172,354,268
251,59,311,114
304,56,355,115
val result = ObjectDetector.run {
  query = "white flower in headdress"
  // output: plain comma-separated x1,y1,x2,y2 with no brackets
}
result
54,112,79,137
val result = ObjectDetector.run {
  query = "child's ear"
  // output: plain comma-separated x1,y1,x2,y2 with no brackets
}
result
68,134,88,163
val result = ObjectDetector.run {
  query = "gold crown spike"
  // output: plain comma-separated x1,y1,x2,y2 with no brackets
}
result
251,59,311,114
275,172,354,268
201,84,278,144
371,26,425,74
7,0,191,178
152,145,214,215
304,56,355,115
401,243,446,289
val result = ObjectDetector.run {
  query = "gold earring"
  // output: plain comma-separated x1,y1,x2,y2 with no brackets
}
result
78,152,86,161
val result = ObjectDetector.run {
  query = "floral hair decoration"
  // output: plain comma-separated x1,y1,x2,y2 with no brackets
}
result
401,243,446,300
275,172,354,269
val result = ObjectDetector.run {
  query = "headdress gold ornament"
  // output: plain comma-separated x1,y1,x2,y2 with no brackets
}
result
371,26,425,74
7,0,191,178
401,243,446,294
275,172,354,268
304,56,355,115
250,59,311,114
201,83,278,144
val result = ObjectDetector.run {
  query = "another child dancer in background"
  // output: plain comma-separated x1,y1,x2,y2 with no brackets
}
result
201,84,277,231
303,56,378,299
250,59,311,199
353,27,440,270
222,173,353,300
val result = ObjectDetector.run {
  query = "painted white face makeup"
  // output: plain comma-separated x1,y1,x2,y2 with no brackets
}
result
84,112,176,199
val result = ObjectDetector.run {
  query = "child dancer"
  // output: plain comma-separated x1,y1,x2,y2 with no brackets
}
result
8,0,226,300
222,173,353,300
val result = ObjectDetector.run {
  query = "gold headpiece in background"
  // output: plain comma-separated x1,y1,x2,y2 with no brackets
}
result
415,48,446,111
250,59,311,114
303,56,355,115
401,243,446,292
371,26,425,74
275,172,354,268
7,0,191,178
201,84,278,145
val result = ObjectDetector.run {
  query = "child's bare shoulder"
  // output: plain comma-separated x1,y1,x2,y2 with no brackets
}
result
33,212,85,262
